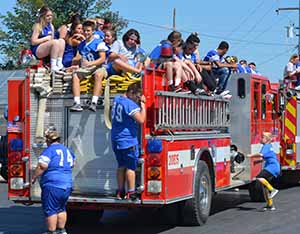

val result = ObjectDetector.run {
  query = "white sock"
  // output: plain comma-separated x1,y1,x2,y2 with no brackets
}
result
51,59,57,69
57,57,63,69
175,79,181,86
92,96,98,104
74,96,80,104
168,80,173,85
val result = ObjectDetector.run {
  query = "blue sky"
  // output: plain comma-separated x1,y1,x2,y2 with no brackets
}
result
1,0,300,82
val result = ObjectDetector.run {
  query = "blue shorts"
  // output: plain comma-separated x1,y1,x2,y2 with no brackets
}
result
106,62,119,76
112,144,139,170
30,45,39,58
41,186,72,217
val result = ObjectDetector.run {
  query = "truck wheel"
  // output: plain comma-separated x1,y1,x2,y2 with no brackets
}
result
180,160,212,226
248,181,265,202
0,164,8,181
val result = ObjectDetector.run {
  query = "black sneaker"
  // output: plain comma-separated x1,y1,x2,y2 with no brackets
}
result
168,84,176,91
116,190,126,200
70,103,83,112
88,102,97,112
125,191,138,201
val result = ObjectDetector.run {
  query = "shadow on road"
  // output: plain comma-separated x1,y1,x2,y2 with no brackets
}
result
0,205,44,234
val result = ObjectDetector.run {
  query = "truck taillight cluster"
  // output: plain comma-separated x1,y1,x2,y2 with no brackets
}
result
146,139,163,194
286,138,294,158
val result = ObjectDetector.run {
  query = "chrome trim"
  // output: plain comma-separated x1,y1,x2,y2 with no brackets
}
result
166,195,193,204
67,196,142,204
215,180,251,192
137,158,145,193
9,196,29,201
141,200,165,205
145,134,230,141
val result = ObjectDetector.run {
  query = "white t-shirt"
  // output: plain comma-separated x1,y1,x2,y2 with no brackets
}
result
283,62,296,77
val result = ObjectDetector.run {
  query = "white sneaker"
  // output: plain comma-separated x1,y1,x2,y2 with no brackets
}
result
295,85,300,90
220,90,230,96
222,94,232,100
269,189,279,199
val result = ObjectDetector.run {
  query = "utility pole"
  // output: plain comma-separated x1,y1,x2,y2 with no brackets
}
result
173,8,176,31
276,0,300,54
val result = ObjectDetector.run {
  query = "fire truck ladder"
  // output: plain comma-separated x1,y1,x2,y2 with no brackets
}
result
154,91,230,132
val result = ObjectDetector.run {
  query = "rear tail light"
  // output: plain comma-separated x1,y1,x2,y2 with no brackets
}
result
147,154,161,166
286,138,294,158
9,164,24,177
147,167,161,180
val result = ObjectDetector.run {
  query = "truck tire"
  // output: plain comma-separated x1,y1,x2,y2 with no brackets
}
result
0,164,8,181
179,160,212,226
248,181,265,202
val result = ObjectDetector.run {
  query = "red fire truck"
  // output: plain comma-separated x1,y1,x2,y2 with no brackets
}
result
5,62,300,225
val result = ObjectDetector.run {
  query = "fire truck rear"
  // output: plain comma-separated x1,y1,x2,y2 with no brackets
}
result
7,62,298,225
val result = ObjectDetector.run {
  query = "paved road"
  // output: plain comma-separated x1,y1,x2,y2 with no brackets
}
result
1,179,300,234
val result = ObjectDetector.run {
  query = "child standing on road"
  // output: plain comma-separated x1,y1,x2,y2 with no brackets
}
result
248,132,280,211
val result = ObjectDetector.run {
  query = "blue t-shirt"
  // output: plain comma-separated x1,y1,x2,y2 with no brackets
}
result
260,143,280,177
111,96,141,149
203,49,224,63
38,143,75,189
78,37,109,61
149,44,162,61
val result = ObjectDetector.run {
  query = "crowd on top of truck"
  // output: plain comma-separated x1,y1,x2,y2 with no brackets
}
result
29,5,272,111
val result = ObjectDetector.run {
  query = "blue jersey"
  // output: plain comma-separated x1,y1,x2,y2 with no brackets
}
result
203,49,224,63
179,52,197,63
111,96,141,149
38,143,75,189
94,30,105,40
63,43,78,67
260,143,280,177
237,64,252,73
30,23,53,57
78,37,109,61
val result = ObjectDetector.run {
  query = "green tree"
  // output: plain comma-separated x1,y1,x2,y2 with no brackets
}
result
0,0,128,66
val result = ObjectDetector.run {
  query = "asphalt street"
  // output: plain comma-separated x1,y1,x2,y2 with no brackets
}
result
1,178,300,234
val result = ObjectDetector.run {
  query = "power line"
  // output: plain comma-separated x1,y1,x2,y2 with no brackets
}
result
126,18,295,47
258,46,297,66
226,0,265,38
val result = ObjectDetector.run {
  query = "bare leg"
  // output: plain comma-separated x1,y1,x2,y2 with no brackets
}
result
165,61,173,85
57,211,67,229
173,61,182,86
36,40,55,59
57,39,66,58
126,169,136,191
113,59,142,74
46,214,58,232
117,168,126,191
186,61,202,83
72,73,81,98
93,71,104,96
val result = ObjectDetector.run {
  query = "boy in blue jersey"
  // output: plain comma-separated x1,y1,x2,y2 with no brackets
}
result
31,127,75,234
248,132,280,211
70,20,109,112
204,41,237,94
111,82,146,201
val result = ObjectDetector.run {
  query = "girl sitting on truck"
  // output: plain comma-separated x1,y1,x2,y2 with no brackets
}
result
30,6,65,72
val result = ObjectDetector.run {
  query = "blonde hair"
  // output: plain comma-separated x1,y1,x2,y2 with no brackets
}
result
289,53,298,63
262,132,272,142
34,6,52,34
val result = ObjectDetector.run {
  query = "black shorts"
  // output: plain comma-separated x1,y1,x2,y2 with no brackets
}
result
257,169,275,182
